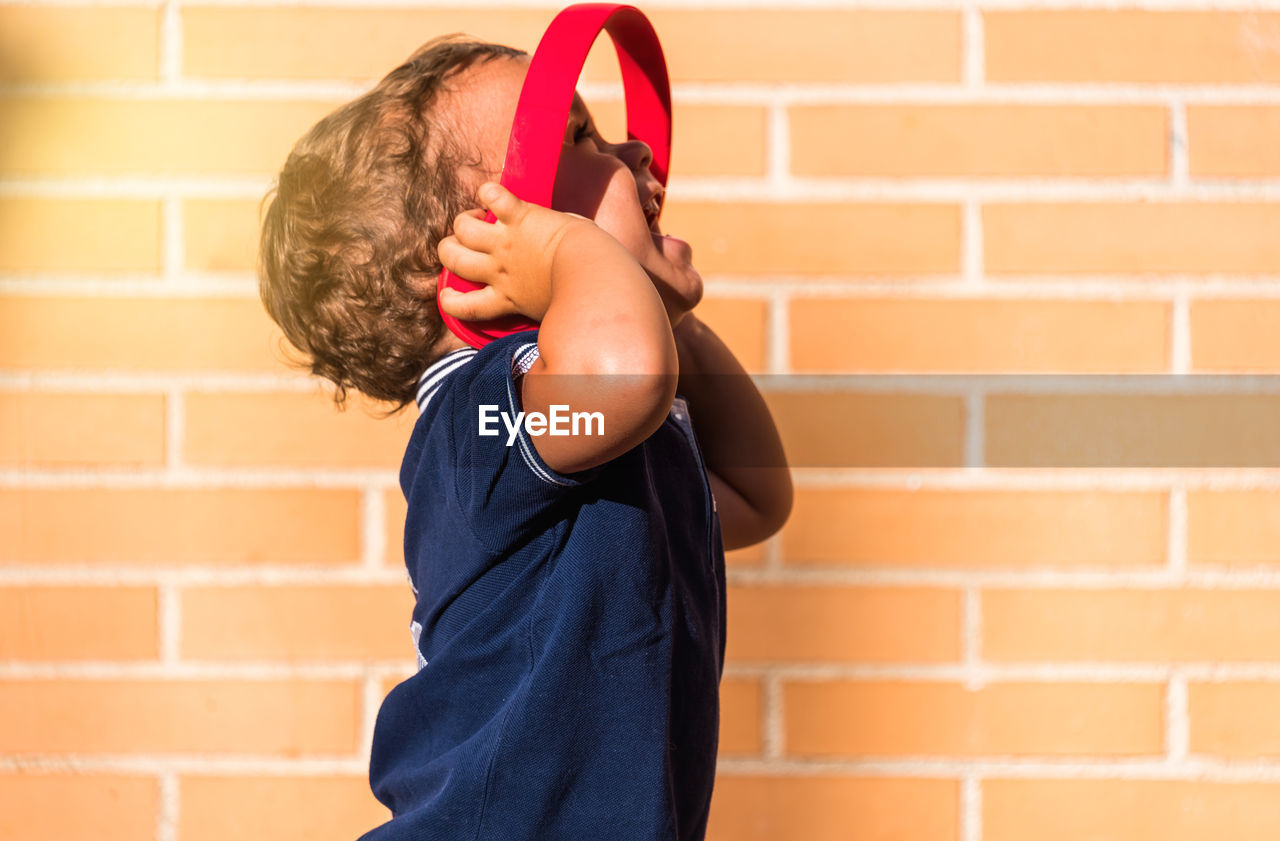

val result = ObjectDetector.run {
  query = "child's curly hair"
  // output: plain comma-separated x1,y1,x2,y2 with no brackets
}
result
258,35,526,411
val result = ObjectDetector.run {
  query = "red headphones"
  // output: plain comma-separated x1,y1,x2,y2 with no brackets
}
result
436,2,673,349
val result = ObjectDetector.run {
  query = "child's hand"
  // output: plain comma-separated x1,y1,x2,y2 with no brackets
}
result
437,182,599,324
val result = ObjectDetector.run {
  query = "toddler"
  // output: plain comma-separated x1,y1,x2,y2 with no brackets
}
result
258,34,792,841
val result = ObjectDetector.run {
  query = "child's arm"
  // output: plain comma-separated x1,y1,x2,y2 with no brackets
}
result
438,182,677,475
671,313,793,550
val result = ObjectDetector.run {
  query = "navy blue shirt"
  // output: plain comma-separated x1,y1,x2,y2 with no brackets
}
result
359,331,727,841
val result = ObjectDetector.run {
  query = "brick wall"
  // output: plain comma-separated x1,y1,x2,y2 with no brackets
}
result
4,3,1280,840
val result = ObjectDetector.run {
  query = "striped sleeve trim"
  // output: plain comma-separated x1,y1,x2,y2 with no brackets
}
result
505,340,579,487
415,347,477,413
511,342,539,377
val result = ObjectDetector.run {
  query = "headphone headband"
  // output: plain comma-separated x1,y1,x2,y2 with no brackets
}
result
437,2,673,349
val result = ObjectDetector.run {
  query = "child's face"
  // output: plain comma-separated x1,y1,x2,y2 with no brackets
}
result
444,55,703,318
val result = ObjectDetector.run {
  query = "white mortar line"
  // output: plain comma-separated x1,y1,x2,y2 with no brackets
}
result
164,388,184,470
1171,285,1193,374
1169,99,1190,188
767,291,790,376
159,0,181,85
764,672,785,760
964,4,985,88
725,566,1280,588
963,199,984,287
162,195,183,282
157,770,179,841
11,659,1280,682
361,488,387,570
787,469,1280,490
158,583,181,664
712,757,1280,781
1168,487,1189,576
965,392,985,469
963,587,985,691
962,775,983,841
766,103,790,188
16,175,1280,203
1166,672,1190,762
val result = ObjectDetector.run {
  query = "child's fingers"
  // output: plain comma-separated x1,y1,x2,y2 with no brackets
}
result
476,181,523,224
437,234,496,282
438,285,519,322
452,208,501,251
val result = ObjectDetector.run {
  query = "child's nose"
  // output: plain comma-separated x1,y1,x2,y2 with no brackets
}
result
613,138,653,175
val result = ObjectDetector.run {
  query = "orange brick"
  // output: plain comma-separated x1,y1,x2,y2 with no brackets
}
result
985,779,1280,841
0,586,157,661
1191,299,1280,372
384,489,408,567
988,394,1280,468
0,392,165,467
644,10,962,84
180,775,388,841
719,678,762,756
1188,107,1280,178
724,541,765,568
0,296,292,372
707,776,958,841
785,680,1163,758
764,391,965,468
182,585,416,661
183,7,552,80
0,679,358,754
0,773,157,840
0,96,342,177
0,198,159,272
692,296,768,374
184,391,416,469
184,8,961,85
1188,490,1280,567
792,105,1166,177
727,585,959,663
986,11,1280,83
1190,682,1280,759
782,489,1166,569
0,488,360,566
184,198,261,273
789,298,1170,372
985,203,1280,275
984,589,1280,662
0,7,159,83
660,201,961,276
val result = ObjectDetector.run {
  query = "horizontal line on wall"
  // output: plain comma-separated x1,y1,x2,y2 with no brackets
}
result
8,77,1280,105
6,276,1280,299
6,660,1280,685
0,372,317,391
0,754,370,776
13,174,1280,203
0,279,261,296
789,467,1280,490
0,662,414,681
714,757,1280,781
0,566,410,586
723,662,1280,681
0,468,400,488
725,567,1280,589
6,467,1280,491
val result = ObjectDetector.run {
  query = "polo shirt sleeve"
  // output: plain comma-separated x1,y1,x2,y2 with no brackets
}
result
437,335,601,554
